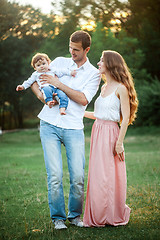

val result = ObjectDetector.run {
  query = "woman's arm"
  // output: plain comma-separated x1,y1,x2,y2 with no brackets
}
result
84,111,96,119
116,85,130,161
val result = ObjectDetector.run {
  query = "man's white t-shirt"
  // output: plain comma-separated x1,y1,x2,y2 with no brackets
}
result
38,57,100,129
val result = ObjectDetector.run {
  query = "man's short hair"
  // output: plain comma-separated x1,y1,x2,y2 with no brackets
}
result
70,30,91,50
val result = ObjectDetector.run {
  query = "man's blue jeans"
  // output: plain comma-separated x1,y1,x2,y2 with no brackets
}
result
40,120,85,221
42,85,69,109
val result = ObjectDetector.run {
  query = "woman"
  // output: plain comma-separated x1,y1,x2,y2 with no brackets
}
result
83,50,138,227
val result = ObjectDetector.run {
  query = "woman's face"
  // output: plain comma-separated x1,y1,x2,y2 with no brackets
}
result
97,56,106,74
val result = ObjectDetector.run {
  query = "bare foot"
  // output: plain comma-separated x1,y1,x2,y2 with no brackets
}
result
60,108,66,115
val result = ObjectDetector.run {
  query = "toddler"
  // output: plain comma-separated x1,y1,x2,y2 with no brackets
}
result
16,53,76,115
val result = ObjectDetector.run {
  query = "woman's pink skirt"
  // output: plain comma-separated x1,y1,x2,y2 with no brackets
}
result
83,119,131,227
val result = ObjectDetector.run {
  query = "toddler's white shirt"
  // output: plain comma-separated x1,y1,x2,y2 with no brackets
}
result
22,67,71,90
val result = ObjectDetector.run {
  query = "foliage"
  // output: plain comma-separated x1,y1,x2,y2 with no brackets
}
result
53,0,160,79
88,24,149,81
0,0,57,129
123,0,160,78
1,0,57,41
51,0,125,29
0,0,19,40
0,35,42,129
136,78,160,126
0,36,32,128
39,31,70,60
87,23,150,112
0,0,160,128
0,128,160,239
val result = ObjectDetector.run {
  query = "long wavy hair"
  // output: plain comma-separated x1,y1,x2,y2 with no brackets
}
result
102,50,138,125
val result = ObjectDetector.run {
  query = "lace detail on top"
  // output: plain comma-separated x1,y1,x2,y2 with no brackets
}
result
94,90,121,122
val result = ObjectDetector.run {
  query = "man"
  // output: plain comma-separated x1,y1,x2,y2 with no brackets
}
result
31,30,100,230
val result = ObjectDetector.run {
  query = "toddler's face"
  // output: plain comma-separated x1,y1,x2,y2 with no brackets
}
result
35,58,49,73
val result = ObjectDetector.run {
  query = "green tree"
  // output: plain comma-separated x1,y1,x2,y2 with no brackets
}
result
123,0,160,79
0,36,42,129
0,0,19,40
0,0,57,129
88,23,148,82
136,78,160,126
87,23,150,113
55,0,160,79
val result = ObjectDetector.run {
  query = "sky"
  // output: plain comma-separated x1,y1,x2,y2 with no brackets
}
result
8,0,58,14
8,0,127,15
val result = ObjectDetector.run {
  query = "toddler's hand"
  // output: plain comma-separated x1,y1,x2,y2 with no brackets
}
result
71,70,76,77
16,85,24,91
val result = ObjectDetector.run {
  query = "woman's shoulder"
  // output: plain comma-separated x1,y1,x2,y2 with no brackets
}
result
117,84,127,93
116,84,128,98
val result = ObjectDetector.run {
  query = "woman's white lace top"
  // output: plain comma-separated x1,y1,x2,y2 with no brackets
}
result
94,90,121,122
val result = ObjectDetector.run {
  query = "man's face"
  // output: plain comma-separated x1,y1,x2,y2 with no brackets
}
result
69,41,89,65
34,58,49,73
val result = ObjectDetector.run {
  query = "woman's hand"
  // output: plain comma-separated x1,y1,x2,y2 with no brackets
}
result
40,74,60,88
115,142,124,161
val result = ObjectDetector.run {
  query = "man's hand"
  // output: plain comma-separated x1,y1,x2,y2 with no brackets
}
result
51,93,59,106
39,73,88,106
40,74,60,88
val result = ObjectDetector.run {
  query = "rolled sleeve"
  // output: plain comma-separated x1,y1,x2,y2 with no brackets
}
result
82,72,100,103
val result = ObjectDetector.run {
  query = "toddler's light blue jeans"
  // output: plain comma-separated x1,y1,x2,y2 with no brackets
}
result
40,120,85,221
42,85,68,109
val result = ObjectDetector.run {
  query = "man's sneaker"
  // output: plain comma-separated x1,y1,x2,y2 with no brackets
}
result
70,216,83,227
54,220,67,230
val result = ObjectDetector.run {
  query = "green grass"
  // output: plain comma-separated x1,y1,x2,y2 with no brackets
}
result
0,126,160,240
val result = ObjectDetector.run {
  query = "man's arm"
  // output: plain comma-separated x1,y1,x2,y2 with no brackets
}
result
31,82,59,105
31,82,45,103
55,80,88,106
39,74,88,106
